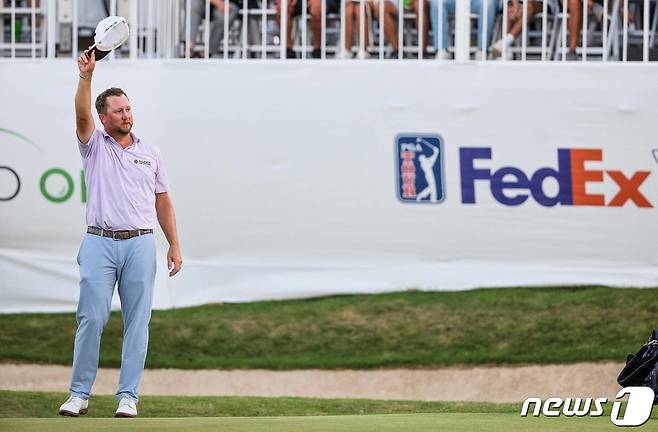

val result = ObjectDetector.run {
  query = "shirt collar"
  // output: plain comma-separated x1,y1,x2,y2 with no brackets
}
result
102,129,140,149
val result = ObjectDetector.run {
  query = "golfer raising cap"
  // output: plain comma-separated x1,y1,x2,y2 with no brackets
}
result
58,20,183,418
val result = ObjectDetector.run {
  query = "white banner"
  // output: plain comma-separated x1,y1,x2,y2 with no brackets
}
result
1,60,657,313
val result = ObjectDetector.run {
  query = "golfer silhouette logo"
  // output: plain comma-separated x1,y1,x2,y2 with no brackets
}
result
396,134,445,203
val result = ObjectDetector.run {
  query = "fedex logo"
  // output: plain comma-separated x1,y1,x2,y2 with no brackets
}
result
460,148,652,207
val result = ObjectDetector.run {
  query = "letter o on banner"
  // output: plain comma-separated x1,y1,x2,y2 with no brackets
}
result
40,168,74,203
0,166,21,201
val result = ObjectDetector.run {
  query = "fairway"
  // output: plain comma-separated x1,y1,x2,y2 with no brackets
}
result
0,414,630,432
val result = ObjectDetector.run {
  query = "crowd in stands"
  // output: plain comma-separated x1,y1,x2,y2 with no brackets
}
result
8,0,647,60
184,0,652,60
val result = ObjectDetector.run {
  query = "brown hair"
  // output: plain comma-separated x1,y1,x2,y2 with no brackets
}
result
95,87,129,114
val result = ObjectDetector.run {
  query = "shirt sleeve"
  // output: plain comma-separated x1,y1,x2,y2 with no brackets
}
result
78,129,100,159
154,148,171,194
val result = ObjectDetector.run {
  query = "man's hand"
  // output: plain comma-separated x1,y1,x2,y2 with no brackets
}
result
77,50,96,78
155,192,182,277
167,244,183,277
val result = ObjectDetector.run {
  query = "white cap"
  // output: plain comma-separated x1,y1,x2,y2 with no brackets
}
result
85,16,129,60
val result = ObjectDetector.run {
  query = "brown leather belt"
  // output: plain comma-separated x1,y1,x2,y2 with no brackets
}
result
87,226,153,240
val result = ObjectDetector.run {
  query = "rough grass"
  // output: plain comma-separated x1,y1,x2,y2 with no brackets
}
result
0,287,656,369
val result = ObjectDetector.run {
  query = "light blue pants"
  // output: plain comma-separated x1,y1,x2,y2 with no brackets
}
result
69,232,156,403
428,0,498,50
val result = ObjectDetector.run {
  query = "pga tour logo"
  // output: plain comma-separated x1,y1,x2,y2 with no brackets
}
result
396,134,445,203
521,387,655,427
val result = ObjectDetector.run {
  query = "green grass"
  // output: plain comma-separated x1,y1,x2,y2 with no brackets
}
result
1,287,656,369
2,392,657,431
0,392,650,431
0,414,634,432
0,390,517,418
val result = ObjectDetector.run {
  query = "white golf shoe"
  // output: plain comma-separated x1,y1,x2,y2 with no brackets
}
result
337,48,353,59
435,48,451,60
491,39,513,60
115,397,138,418
58,395,88,417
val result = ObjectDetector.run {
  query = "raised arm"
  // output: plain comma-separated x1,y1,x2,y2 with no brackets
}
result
420,140,439,164
76,51,96,144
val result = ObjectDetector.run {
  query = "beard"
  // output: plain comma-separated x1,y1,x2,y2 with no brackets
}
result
113,121,133,136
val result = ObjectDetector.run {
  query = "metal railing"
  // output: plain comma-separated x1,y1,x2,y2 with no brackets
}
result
1,0,656,61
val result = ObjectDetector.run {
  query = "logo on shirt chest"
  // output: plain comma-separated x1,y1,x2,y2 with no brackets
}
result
134,159,152,166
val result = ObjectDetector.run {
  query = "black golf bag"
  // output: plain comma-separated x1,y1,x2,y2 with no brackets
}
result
617,330,658,404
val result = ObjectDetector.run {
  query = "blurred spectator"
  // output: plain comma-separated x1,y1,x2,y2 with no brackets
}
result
370,0,400,58
78,0,108,30
491,0,539,60
428,0,498,59
412,0,431,57
189,0,239,58
78,0,108,50
369,0,428,59
342,0,372,58
563,0,605,60
276,0,341,58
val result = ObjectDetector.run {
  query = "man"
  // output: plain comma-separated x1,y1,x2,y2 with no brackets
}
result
58,50,183,418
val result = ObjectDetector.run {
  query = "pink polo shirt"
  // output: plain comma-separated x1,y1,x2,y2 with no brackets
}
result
78,129,170,230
